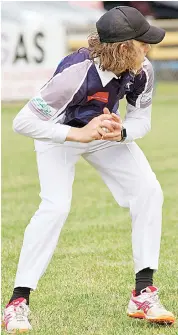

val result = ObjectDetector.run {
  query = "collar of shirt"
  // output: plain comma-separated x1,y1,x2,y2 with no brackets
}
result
94,58,118,87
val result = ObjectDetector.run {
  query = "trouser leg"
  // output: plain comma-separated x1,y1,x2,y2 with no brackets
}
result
83,141,163,274
14,141,82,289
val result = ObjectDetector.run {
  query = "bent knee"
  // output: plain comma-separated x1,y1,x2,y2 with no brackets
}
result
39,199,71,220
52,205,70,220
154,180,164,203
143,178,164,203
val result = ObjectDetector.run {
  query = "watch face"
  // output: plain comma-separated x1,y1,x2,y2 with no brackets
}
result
122,127,127,139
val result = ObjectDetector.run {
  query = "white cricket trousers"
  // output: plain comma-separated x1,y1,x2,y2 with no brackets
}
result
14,139,163,290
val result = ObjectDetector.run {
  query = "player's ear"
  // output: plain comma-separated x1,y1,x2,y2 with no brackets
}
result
120,43,127,51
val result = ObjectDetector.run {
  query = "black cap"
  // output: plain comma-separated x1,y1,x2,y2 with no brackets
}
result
96,6,165,44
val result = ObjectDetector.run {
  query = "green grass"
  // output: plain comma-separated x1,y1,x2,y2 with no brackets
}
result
2,82,178,334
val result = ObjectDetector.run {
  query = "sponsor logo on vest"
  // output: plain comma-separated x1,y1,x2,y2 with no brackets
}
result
87,92,109,103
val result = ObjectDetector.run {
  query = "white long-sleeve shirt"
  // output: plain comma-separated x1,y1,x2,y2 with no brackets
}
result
13,52,154,144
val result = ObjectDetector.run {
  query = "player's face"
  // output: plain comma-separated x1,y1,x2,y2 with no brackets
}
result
132,40,151,70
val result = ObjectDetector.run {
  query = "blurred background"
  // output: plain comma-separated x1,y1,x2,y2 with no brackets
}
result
1,0,178,100
1,4,178,333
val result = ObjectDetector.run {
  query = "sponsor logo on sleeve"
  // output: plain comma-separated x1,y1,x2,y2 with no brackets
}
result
140,89,153,107
31,97,57,118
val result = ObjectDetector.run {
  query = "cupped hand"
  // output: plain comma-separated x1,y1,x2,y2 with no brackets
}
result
66,107,123,143
101,108,123,141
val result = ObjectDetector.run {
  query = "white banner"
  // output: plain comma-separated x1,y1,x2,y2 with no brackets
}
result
1,20,66,100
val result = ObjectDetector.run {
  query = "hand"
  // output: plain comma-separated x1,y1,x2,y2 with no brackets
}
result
66,112,115,143
101,108,123,141
66,107,123,143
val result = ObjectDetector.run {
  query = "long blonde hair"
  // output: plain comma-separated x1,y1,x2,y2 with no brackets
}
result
88,32,139,75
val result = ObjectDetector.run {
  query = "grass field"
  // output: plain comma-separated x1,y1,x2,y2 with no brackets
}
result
1,82,178,335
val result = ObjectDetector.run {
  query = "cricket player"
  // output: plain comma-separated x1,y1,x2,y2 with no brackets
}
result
3,6,175,333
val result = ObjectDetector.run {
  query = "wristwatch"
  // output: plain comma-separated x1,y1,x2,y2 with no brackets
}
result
117,126,127,142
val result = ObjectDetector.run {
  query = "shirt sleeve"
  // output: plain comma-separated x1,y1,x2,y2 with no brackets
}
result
13,104,71,144
123,58,154,143
12,59,92,144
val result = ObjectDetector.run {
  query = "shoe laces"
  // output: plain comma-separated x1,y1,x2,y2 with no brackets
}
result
15,303,29,322
6,302,29,323
146,291,165,310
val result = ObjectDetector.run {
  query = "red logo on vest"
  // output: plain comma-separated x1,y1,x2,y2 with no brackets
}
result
87,92,109,103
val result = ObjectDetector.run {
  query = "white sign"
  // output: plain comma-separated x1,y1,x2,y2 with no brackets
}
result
1,20,66,100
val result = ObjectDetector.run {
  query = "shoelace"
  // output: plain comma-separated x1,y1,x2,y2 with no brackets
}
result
5,303,29,323
15,303,29,322
147,291,165,310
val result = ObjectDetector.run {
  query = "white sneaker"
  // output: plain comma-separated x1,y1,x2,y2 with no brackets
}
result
127,286,175,324
2,298,32,333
